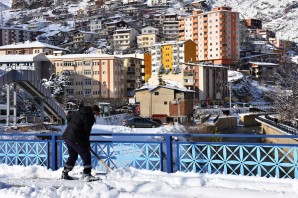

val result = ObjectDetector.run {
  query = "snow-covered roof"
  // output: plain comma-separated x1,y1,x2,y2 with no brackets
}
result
0,41,66,51
116,54,143,59
46,54,118,59
136,85,195,93
249,62,279,66
0,54,49,62
115,28,133,32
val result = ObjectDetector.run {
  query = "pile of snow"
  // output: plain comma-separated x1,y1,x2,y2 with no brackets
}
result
228,70,244,82
0,164,297,198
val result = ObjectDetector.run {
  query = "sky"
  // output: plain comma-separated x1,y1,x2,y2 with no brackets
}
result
0,113,298,198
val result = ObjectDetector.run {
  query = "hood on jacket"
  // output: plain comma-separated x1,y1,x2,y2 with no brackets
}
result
79,106,94,115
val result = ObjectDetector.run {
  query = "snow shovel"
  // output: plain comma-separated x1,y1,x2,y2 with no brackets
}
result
89,147,112,173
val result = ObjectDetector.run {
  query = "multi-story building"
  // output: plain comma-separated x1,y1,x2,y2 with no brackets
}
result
117,54,144,97
148,62,228,102
144,53,152,82
162,21,180,41
137,26,159,51
244,19,262,29
147,0,169,7
137,26,159,52
47,54,124,99
72,30,98,46
137,34,159,51
0,41,66,55
141,26,159,35
179,7,240,65
113,28,139,50
151,40,196,76
122,0,143,5
154,13,182,41
90,20,102,32
255,29,276,41
180,62,228,104
0,28,45,46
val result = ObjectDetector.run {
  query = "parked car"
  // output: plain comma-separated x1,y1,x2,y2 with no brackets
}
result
122,117,160,128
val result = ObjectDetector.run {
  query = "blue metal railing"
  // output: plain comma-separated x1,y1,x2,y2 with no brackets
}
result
0,132,298,179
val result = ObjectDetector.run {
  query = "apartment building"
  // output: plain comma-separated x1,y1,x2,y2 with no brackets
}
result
122,0,143,4
154,13,181,41
0,41,66,55
117,54,144,97
0,28,45,46
113,28,139,50
179,7,240,65
151,40,196,76
72,30,97,46
162,21,180,41
144,53,152,82
244,19,262,29
184,62,229,104
137,26,159,51
137,34,159,50
147,0,169,7
90,20,102,32
47,54,124,99
148,62,228,102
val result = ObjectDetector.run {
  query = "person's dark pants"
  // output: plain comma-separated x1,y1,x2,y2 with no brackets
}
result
64,140,92,174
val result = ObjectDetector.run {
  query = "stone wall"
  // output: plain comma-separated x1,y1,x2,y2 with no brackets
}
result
214,116,237,130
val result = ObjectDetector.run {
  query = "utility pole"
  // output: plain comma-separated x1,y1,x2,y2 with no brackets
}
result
0,6,3,28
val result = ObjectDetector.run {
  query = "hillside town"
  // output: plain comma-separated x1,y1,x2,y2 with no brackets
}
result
1,1,298,196
0,0,297,127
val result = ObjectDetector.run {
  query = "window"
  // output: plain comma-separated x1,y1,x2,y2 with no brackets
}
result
154,92,159,95
84,79,91,85
66,89,74,95
84,89,91,95
164,101,167,105
66,79,74,85
84,70,91,75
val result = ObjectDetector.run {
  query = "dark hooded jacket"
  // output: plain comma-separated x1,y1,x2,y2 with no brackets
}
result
62,106,95,147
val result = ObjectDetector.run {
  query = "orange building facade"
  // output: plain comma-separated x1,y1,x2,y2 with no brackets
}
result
179,6,240,65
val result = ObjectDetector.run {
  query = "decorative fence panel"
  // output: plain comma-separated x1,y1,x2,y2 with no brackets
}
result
60,141,162,172
0,140,49,167
177,143,298,179
0,133,298,179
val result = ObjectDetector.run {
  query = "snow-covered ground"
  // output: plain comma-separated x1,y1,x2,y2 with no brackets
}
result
0,114,297,197
0,161,297,198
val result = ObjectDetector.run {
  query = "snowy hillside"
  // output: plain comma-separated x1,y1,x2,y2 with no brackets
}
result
0,0,11,10
1,0,12,8
208,0,298,42
228,71,271,102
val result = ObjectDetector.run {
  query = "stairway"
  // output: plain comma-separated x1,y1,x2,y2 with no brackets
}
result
0,70,66,123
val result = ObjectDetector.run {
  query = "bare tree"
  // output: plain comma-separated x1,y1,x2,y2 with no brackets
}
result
267,63,298,122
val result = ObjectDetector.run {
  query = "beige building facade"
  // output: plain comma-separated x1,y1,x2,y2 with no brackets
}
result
47,54,124,99
135,85,195,123
113,28,139,50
